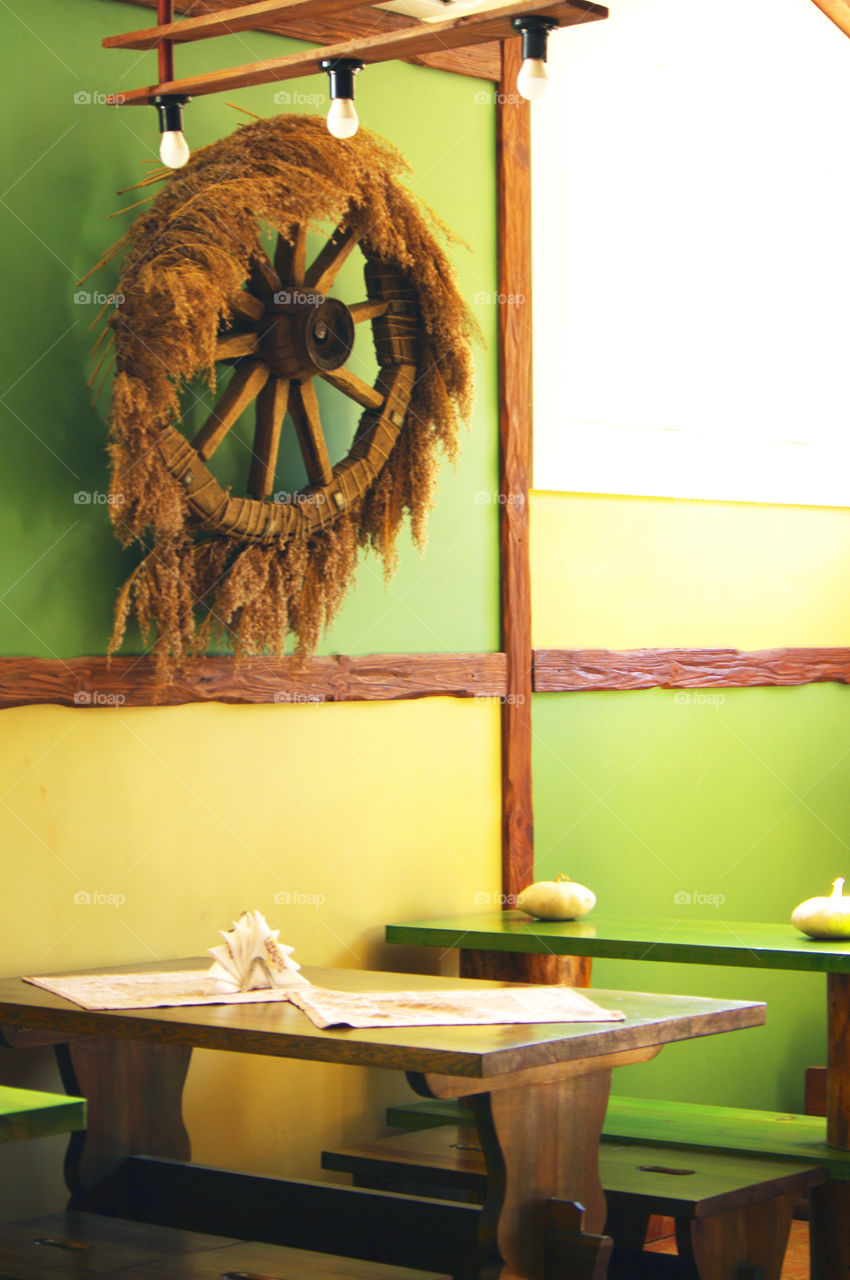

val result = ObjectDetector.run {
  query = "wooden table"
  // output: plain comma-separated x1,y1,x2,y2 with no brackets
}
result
0,959,763,1280
384,911,850,1150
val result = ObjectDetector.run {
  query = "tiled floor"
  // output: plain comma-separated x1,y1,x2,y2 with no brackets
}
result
645,1219,809,1279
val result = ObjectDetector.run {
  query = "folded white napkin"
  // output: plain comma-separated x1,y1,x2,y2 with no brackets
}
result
208,910,309,993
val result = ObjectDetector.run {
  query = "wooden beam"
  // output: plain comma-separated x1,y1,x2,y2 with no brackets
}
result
105,0,370,49
496,38,534,903
106,0,607,102
532,647,850,693
485,40,595,993
121,1155,483,1278
110,0,503,81
810,0,850,40
0,653,508,709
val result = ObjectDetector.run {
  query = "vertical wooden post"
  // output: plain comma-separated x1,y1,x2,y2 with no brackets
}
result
827,971,850,1149
157,0,174,83
479,40,592,990
497,39,534,904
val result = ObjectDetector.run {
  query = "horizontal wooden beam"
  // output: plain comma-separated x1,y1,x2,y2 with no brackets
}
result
122,1155,483,1278
533,647,850,693
107,0,607,102
810,0,850,40
110,0,502,81
0,653,507,709
105,0,367,49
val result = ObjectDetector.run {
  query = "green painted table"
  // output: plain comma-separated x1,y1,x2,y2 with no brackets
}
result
0,1084,85,1144
385,910,850,1148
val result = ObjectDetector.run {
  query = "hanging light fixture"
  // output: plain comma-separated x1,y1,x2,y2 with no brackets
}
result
150,0,190,168
511,15,557,101
321,58,364,138
153,94,190,168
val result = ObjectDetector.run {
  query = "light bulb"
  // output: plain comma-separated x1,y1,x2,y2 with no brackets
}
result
327,98,359,139
516,57,549,101
159,129,190,168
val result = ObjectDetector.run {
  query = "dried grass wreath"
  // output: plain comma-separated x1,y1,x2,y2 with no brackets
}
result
95,113,477,676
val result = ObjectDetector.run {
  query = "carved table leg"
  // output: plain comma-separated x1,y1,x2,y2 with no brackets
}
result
55,1037,191,1206
470,1071,609,1280
409,1051,656,1280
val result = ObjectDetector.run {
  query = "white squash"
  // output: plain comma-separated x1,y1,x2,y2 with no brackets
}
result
791,878,850,940
516,874,596,921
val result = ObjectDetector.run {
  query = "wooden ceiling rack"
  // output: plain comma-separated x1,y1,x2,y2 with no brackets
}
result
104,0,606,102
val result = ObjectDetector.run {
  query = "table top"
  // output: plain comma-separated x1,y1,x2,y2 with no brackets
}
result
0,1085,85,1145
0,960,764,1082
385,910,850,973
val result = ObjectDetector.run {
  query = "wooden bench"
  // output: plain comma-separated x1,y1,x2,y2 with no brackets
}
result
351,1106,830,1280
0,1211,453,1279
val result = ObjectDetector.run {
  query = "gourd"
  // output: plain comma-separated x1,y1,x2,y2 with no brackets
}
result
516,874,596,921
791,878,850,940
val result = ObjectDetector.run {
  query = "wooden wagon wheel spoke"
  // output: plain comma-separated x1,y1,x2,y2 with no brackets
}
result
319,365,385,412
349,299,390,324
248,376,290,500
274,223,307,289
215,332,260,361
227,290,265,324
193,358,270,460
288,379,334,489
304,223,363,296
249,251,283,300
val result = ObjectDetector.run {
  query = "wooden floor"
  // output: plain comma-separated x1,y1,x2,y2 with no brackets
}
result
645,1219,809,1279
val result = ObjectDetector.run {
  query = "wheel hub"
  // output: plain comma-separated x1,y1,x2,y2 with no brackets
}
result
261,295,354,380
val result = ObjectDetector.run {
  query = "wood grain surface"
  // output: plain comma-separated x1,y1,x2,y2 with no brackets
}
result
828,972,850,1150
533,647,850,692
0,653,507,708
497,38,535,905
0,960,764,1080
810,0,850,40
107,0,606,101
109,0,503,80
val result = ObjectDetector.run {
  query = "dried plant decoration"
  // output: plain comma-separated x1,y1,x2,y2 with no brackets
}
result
95,113,477,677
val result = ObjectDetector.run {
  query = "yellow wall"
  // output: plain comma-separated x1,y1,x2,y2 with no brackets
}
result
531,491,850,650
0,701,500,1216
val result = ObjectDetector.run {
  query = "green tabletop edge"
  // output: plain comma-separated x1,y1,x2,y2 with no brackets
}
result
0,1085,86,1145
385,910,850,973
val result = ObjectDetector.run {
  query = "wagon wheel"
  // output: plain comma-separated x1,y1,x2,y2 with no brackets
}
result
156,214,420,544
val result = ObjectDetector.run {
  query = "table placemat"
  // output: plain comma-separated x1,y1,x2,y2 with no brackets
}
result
288,984,626,1029
24,970,294,1011
24,970,626,1027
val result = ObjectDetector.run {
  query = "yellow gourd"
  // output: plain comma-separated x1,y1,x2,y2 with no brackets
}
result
791,878,850,940
516,874,596,921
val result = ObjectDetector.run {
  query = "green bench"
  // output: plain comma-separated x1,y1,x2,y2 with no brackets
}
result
0,1083,85,1145
386,1094,850,1177
0,1211,453,1279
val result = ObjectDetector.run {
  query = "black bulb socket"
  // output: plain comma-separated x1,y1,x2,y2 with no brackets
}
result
321,58,364,101
153,94,190,135
511,16,557,63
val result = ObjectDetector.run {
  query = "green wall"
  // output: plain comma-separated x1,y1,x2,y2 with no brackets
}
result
0,0,500,658
533,676,848,1111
